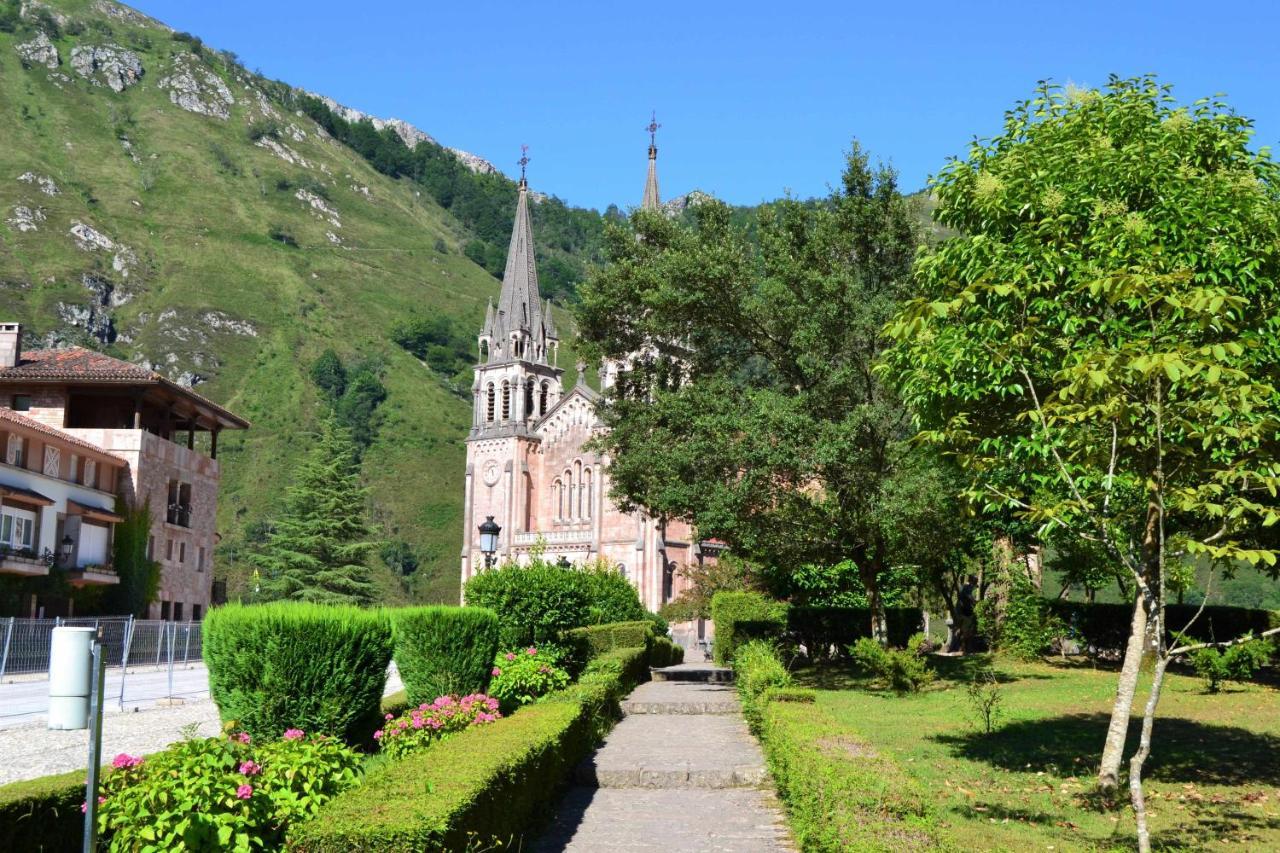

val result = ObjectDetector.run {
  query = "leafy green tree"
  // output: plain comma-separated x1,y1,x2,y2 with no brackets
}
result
577,144,948,643
334,365,387,449
310,349,347,400
252,415,376,605
883,77,1280,821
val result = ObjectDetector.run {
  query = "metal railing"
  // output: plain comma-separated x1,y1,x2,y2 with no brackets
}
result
0,616,202,679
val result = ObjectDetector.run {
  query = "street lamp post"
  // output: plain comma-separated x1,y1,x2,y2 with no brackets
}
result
478,516,501,569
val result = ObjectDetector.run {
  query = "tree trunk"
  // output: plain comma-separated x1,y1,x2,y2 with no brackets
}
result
1129,656,1170,853
1097,591,1149,791
859,554,888,647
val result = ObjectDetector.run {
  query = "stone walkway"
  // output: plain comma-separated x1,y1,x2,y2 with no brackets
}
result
534,663,793,852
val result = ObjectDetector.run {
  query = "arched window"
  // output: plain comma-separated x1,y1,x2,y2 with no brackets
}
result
583,468,593,520
574,460,583,520
479,339,489,361
524,379,535,419
539,381,549,415
486,383,495,422
501,381,511,420
554,478,563,520
565,469,575,520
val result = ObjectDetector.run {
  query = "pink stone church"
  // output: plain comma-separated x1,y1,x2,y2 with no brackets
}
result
460,133,719,615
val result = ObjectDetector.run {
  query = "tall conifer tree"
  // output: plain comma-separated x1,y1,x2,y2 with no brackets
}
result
253,414,376,605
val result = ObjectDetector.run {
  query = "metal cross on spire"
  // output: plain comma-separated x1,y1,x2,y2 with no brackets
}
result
518,144,530,184
646,111,661,147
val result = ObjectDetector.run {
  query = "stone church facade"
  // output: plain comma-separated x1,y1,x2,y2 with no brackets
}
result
460,135,716,614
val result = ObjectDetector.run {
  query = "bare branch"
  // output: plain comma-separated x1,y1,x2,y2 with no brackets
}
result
1168,626,1280,657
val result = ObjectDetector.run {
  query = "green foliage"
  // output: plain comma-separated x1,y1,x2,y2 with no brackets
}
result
966,668,1005,734
577,145,966,642
710,591,788,664
489,647,571,711
561,620,655,662
289,648,648,851
390,314,473,383
754,686,941,851
463,560,588,647
251,415,376,604
96,729,361,852
581,562,648,625
375,694,501,760
391,606,500,704
1187,638,1276,693
380,540,418,576
848,633,935,694
309,349,347,399
333,364,388,450
733,640,792,727
648,636,684,667
103,498,160,617
787,606,925,657
982,573,1065,660
0,768,84,852
204,602,394,745
0,1,19,34
658,556,757,622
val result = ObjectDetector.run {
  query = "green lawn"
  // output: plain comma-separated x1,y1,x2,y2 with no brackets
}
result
792,657,1280,851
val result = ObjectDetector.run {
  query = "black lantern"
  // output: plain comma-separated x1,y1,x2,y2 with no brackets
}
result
478,516,501,569
556,556,571,569
59,534,74,567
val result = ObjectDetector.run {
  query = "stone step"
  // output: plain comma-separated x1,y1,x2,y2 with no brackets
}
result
531,787,794,852
620,680,741,715
650,664,734,683
573,713,766,790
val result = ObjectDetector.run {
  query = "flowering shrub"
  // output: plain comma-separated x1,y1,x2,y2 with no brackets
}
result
94,723,360,851
375,694,501,759
488,647,570,711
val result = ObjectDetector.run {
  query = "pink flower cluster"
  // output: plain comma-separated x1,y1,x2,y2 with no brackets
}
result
282,728,305,741
233,731,252,745
239,760,262,776
236,784,253,800
111,753,143,770
375,694,501,759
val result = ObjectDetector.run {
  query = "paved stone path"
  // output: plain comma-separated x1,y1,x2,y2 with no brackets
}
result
534,663,793,852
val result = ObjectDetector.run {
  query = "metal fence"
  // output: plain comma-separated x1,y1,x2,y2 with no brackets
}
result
0,616,203,679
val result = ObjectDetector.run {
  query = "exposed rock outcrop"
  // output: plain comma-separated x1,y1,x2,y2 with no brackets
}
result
201,311,258,337
70,45,144,93
295,189,340,227
662,190,713,217
92,0,170,31
7,205,45,232
68,222,138,279
449,148,499,176
159,55,235,119
255,137,309,167
18,172,60,195
15,32,59,69
56,301,116,345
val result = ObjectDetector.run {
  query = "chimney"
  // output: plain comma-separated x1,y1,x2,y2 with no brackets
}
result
0,323,20,369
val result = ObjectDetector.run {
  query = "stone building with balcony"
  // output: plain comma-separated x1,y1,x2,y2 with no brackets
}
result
0,323,249,619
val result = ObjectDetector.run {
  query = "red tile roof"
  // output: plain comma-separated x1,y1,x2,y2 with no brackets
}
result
0,347,249,429
0,408,127,465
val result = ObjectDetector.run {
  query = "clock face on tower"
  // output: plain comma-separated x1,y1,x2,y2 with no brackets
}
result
482,460,501,486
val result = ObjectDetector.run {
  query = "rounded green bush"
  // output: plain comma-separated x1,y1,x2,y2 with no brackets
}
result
393,606,500,704
204,602,393,745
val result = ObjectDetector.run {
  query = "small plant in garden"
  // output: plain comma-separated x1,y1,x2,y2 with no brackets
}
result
966,668,1004,734
1186,637,1275,694
375,694,501,759
848,633,934,694
733,640,792,726
488,646,570,710
94,723,360,851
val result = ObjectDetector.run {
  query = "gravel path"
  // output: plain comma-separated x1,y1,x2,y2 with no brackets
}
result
0,698,223,785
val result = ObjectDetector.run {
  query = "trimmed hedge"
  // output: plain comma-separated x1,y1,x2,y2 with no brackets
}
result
290,646,649,851
392,606,500,704
754,691,944,851
0,769,86,852
649,636,685,668
562,620,655,660
711,591,788,664
1048,602,1280,656
204,602,394,745
787,605,924,655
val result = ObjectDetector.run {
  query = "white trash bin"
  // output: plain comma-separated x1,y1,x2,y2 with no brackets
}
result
48,626,95,730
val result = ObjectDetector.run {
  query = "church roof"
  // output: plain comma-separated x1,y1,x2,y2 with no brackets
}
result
642,112,661,211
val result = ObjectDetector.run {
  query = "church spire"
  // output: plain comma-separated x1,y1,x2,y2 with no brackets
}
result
642,111,661,211
483,145,554,364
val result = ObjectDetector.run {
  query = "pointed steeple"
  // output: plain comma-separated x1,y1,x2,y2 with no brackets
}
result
642,111,661,211
482,145,555,365
543,299,558,340
481,298,496,338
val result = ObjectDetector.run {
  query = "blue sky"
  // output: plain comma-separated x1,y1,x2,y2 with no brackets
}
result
131,0,1280,211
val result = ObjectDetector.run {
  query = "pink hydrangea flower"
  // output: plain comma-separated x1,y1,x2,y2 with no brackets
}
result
526,647,537,656
236,784,253,800
385,713,394,721
505,652,516,661
283,728,304,741
111,753,143,769
235,732,252,745
373,729,383,740
239,760,261,776
80,796,106,814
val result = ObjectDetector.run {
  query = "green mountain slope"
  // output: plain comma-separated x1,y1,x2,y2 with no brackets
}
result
0,0,586,603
